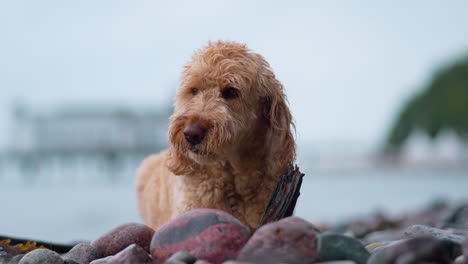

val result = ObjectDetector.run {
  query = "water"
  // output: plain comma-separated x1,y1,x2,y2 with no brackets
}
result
1,164,467,243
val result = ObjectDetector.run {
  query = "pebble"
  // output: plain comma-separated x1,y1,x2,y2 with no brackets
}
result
151,208,250,264
63,242,100,264
404,224,465,244
107,244,153,264
9,254,25,264
367,236,460,264
165,251,197,264
316,232,369,264
18,249,64,264
237,216,321,264
91,222,154,257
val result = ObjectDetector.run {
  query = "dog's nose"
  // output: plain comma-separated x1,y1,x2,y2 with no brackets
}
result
183,123,206,145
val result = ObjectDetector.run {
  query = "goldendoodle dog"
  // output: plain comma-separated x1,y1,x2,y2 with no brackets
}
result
136,41,295,231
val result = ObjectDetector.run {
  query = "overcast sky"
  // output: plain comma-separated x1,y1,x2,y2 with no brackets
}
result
1,0,468,153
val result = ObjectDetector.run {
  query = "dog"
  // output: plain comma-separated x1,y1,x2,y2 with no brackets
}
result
136,41,295,231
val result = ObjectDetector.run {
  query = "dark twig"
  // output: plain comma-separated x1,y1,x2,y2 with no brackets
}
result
259,164,305,226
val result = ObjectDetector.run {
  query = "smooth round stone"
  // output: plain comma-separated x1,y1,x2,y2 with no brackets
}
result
404,225,465,244
316,232,369,264
367,236,460,264
151,209,250,264
91,222,154,257
19,249,64,264
9,254,25,264
107,244,153,264
238,216,321,264
63,243,100,264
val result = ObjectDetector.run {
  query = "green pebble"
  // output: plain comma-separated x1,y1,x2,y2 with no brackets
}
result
316,232,370,264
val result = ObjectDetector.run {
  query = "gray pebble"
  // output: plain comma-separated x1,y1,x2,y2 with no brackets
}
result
404,225,465,244
9,254,25,264
19,249,64,264
63,243,100,264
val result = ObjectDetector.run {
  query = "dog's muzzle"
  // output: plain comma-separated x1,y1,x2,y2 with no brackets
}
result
183,123,207,146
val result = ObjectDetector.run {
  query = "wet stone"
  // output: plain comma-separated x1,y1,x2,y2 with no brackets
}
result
107,244,153,264
404,224,465,244
151,209,250,264
9,254,25,264
63,242,100,264
367,236,461,264
238,216,321,264
19,249,64,264
316,232,369,264
91,222,154,257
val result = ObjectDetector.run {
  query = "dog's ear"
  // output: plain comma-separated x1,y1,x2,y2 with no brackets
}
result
166,147,199,176
257,60,296,172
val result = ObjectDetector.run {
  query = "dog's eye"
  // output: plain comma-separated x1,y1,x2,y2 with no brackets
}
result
190,88,198,95
222,87,239,100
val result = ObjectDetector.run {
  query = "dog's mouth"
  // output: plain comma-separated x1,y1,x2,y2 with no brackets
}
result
189,146,206,155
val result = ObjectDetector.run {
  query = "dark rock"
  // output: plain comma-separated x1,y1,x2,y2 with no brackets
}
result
237,216,320,264
367,236,461,264
19,249,64,264
316,232,369,264
151,209,250,264
165,251,196,264
9,254,25,264
91,222,154,257
404,224,465,244
63,243,100,264
106,244,153,264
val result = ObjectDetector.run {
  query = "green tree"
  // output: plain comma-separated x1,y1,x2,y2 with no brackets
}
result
385,54,468,154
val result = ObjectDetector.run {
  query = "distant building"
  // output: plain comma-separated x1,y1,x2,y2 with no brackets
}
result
0,103,171,182
9,103,170,155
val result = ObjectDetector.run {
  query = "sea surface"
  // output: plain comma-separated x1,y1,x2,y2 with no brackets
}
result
1,164,467,244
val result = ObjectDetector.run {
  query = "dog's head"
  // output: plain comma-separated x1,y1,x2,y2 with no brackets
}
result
166,41,295,175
